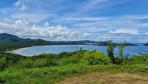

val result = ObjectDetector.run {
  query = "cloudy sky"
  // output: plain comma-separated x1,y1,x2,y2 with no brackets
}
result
0,0,148,42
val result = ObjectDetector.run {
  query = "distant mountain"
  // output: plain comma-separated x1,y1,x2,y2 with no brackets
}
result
0,33,138,52
79,40,98,43
0,33,84,52
80,40,137,46
0,33,49,51
144,43,148,46
0,33,22,42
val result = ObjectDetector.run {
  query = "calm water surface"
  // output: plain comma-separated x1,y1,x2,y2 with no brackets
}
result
12,45,148,56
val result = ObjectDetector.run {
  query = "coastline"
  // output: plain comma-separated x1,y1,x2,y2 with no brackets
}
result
5,45,148,57
6,45,90,56
6,45,52,54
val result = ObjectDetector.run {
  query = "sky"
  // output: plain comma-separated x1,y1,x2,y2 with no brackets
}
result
0,0,148,42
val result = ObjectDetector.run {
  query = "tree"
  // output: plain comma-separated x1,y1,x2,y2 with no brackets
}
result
118,41,126,58
107,40,116,63
117,41,126,64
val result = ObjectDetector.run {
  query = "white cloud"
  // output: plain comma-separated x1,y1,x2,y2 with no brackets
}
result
65,15,148,35
0,19,86,40
1,0,148,42
14,0,27,11
44,22,49,26
145,32,148,35
93,33,148,43
66,17,109,21
81,0,107,12
109,28,139,34
19,4,27,11
1,18,148,42
14,0,21,6
10,12,49,23
119,15,148,20
0,8,12,14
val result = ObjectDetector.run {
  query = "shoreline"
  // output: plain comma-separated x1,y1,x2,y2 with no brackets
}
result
6,45,147,57
6,45,91,56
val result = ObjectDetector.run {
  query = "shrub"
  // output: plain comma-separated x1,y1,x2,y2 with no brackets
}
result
118,41,126,58
83,50,111,65
19,59,34,68
0,57,7,71
61,54,80,65
58,52,71,58
125,55,148,65
34,59,49,67
107,40,116,64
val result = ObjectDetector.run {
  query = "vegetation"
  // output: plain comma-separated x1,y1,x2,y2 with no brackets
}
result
0,48,148,84
0,33,85,52
117,41,126,64
106,40,128,64
107,40,116,64
0,33,137,53
0,33,148,84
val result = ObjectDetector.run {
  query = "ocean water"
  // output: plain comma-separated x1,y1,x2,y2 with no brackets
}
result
12,45,148,56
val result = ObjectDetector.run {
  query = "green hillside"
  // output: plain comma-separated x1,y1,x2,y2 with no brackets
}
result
0,38,148,84
0,33,84,52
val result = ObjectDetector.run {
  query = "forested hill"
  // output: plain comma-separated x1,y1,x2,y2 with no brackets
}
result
0,33,138,52
0,33,84,52
0,33,44,51
0,33,23,42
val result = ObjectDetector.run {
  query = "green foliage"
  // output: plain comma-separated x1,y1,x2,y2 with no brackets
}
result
118,41,126,58
107,40,116,63
34,59,48,67
83,50,111,65
0,57,7,71
61,54,80,65
1,34,148,83
0,48,148,83
107,41,128,64
124,54,148,65
0,53,25,71
116,41,126,64
0,63,148,84
58,52,71,58
19,59,34,68
34,59,55,68
0,33,86,52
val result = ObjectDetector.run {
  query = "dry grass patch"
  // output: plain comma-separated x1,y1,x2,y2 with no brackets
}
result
59,72,148,84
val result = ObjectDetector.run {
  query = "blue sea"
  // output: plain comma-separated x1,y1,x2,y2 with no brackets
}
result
12,44,148,56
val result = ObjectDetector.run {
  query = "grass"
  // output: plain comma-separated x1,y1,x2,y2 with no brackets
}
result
0,64,148,84
0,50,148,84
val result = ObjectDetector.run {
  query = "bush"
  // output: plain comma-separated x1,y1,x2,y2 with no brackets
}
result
107,40,116,64
83,50,111,65
35,59,57,67
0,54,25,71
61,54,80,65
125,54,148,65
58,52,71,58
0,57,7,71
34,59,49,67
19,59,34,68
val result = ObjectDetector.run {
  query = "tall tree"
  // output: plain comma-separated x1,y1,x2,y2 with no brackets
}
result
118,41,126,58
117,41,126,64
107,40,116,63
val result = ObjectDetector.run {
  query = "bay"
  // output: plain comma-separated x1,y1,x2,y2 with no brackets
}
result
11,45,148,56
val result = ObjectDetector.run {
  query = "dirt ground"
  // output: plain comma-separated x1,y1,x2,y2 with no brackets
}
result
59,72,148,84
